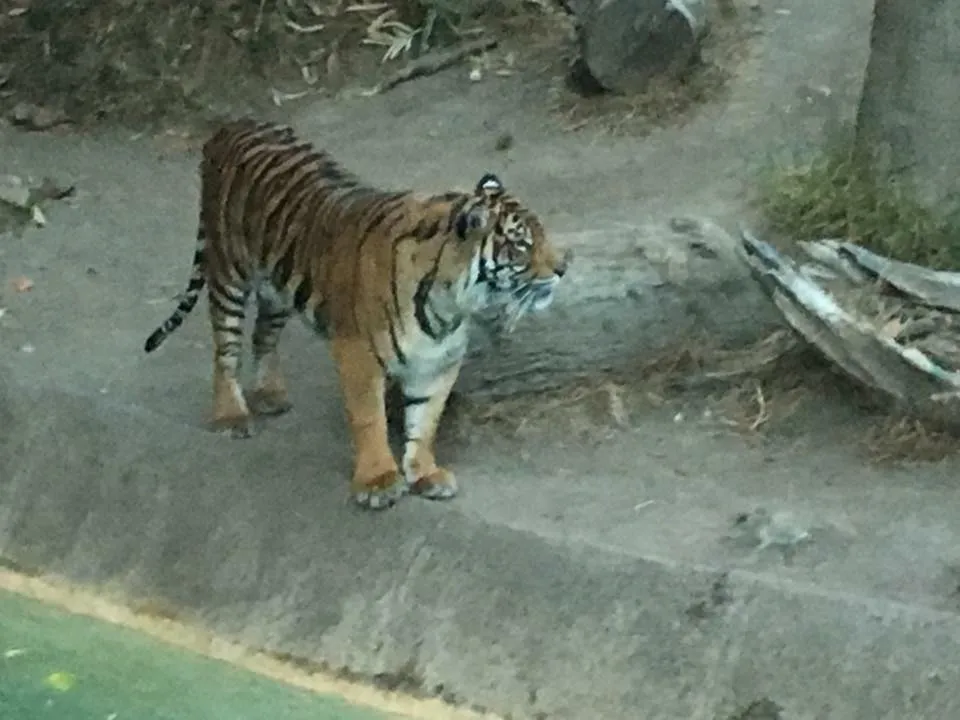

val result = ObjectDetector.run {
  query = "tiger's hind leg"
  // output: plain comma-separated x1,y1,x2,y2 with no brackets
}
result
209,281,255,438
401,362,462,501
331,337,405,511
249,288,294,417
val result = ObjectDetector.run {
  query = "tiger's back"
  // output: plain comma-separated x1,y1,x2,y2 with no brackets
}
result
201,119,398,334
144,118,570,510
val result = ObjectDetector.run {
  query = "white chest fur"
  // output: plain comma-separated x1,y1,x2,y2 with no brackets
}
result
386,320,470,386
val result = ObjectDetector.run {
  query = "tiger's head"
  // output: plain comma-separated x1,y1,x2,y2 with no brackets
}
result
452,173,570,328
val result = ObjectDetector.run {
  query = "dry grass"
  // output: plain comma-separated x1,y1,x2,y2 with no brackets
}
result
0,0,542,128
862,415,960,466
461,378,629,432
645,335,960,463
638,333,851,437
756,140,960,271
459,328,960,465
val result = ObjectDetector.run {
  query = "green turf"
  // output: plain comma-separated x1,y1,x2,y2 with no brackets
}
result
0,590,396,720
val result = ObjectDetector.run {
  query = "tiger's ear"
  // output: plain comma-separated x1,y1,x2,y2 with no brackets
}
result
475,172,505,199
454,201,491,242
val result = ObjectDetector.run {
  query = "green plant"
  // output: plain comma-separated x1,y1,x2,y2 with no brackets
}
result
756,143,960,271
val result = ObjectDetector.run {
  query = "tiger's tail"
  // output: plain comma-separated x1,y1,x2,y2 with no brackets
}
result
143,223,208,353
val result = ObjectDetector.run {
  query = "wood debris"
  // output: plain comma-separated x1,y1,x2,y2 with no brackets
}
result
738,230,960,430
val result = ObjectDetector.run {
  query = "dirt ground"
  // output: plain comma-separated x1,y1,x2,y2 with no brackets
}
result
3,0,960,697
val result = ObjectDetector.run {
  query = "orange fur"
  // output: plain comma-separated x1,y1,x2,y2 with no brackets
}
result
144,119,569,510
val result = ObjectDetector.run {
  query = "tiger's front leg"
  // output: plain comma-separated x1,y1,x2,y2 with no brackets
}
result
400,361,463,500
331,337,406,510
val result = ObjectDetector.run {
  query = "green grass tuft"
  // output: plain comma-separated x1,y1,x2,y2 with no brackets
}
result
756,144,960,271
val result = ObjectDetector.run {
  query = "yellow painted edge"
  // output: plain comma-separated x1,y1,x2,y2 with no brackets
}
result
0,569,501,720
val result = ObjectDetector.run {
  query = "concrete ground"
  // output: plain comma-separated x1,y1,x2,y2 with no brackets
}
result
3,1,960,719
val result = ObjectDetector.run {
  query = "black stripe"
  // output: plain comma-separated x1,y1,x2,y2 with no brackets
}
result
413,265,440,340
257,152,321,244
357,198,404,240
212,331,244,345
306,307,329,337
292,274,312,312
210,278,246,305
446,197,471,234
389,238,403,327
402,395,430,408
386,304,407,366
266,180,316,268
240,150,287,242
369,335,387,372
476,234,491,284
349,196,407,332
214,346,242,361
258,308,290,324
144,328,167,353
208,290,245,318
413,218,441,241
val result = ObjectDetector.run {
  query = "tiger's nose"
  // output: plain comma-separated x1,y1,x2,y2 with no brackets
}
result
555,249,573,277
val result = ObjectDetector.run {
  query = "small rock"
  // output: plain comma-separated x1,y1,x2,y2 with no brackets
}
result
0,175,30,208
9,102,69,131
669,216,703,237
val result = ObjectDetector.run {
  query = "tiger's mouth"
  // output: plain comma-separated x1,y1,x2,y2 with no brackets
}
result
501,277,559,331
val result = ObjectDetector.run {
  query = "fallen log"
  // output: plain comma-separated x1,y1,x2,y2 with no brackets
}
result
736,230,960,430
455,219,781,398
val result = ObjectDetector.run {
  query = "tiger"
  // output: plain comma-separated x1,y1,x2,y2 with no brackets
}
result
143,118,570,510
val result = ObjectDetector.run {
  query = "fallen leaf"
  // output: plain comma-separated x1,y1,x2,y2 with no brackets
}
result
11,276,33,292
44,671,76,692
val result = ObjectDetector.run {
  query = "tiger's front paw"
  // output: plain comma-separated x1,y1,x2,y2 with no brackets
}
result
407,467,458,501
352,470,408,511
211,413,257,439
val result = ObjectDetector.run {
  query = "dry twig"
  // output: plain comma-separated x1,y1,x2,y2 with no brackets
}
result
362,36,498,95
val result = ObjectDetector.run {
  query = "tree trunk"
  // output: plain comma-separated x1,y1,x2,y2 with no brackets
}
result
855,0,960,206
